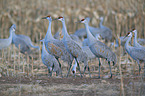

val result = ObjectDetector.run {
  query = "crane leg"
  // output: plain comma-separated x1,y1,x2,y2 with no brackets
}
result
56,58,63,77
144,63,145,78
66,64,72,77
98,58,101,78
75,58,82,77
137,60,141,75
88,66,91,78
83,66,87,76
48,69,52,77
108,61,112,78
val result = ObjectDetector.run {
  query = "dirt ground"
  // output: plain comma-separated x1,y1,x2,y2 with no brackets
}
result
0,75,145,96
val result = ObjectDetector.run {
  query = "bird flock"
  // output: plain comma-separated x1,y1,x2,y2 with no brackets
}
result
0,16,145,78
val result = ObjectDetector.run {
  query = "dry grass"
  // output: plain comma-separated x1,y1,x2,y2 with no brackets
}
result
0,0,145,95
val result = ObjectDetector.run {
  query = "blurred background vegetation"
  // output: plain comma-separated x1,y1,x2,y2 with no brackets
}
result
0,0,144,42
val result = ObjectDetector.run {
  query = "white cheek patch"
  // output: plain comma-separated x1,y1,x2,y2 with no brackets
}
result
13,28,15,31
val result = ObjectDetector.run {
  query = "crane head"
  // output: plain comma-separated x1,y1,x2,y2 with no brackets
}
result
42,15,52,21
131,28,137,33
77,18,87,24
10,24,16,32
57,16,64,21
124,32,132,38
99,17,104,21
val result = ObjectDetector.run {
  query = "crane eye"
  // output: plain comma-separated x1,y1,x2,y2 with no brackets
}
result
81,19,85,21
58,16,63,19
132,28,135,31
127,32,130,35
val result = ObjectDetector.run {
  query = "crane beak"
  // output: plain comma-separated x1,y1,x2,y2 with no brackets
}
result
42,17,47,19
40,39,44,42
75,21,81,23
124,31,131,39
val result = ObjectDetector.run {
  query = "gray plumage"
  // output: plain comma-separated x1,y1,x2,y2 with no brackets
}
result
138,38,145,45
54,31,60,40
69,34,82,47
74,17,112,41
82,34,100,46
132,29,145,50
12,35,31,55
74,17,95,39
57,16,91,77
14,34,40,50
80,18,117,78
99,17,112,41
12,26,31,55
0,24,15,50
81,46,96,59
125,32,145,74
42,16,74,77
40,39,61,76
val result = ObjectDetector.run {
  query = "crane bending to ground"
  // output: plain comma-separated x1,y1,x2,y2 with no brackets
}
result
13,35,40,50
40,39,61,77
78,18,117,78
124,32,145,75
12,25,32,55
56,16,91,77
0,24,15,50
42,16,74,77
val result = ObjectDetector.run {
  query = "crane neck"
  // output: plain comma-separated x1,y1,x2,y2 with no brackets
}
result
42,41,47,54
84,23,97,46
9,29,13,39
61,20,71,41
125,36,132,50
133,31,138,47
45,21,54,41
11,29,16,38
99,19,103,28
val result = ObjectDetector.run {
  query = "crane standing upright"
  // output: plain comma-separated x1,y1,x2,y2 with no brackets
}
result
132,29,145,50
42,16,74,77
99,17,112,41
124,32,145,75
79,18,117,78
57,16,91,77
40,39,61,77
0,24,15,50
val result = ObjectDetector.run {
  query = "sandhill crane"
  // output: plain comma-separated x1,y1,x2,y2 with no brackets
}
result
56,16,91,77
79,18,117,78
74,17,99,40
132,29,145,50
42,16,74,77
0,24,15,50
40,39,61,77
99,17,112,41
124,32,145,75
12,25,32,55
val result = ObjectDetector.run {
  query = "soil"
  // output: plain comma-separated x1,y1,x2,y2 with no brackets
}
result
0,76,145,96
